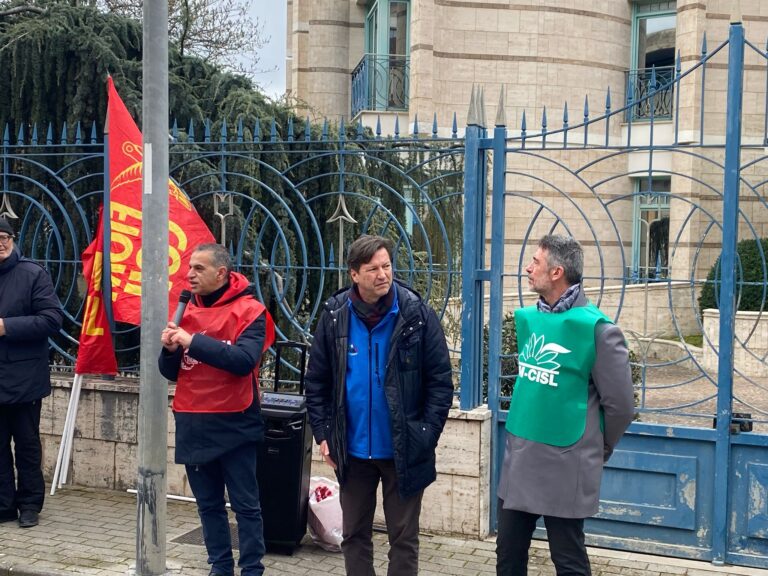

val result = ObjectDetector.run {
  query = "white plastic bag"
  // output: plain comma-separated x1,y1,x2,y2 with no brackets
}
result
307,476,343,552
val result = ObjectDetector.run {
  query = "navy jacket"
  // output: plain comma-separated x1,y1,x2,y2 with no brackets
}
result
305,280,454,499
0,248,64,404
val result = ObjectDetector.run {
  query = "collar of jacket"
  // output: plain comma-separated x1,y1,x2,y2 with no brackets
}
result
0,247,20,275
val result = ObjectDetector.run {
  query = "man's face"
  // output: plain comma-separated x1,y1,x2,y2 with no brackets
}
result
187,250,226,295
525,247,556,297
350,247,393,304
0,232,14,263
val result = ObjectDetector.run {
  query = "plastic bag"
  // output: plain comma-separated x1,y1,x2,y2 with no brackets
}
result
307,476,343,552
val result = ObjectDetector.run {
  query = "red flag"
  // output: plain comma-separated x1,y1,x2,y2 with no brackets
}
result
106,77,214,325
75,207,118,375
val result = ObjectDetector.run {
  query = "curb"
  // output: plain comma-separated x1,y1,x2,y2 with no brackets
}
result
0,563,71,576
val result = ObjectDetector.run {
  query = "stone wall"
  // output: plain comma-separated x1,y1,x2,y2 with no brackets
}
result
41,376,492,539
702,309,768,377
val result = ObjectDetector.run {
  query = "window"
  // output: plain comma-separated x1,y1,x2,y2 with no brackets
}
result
627,1,676,120
352,1,410,116
631,177,670,281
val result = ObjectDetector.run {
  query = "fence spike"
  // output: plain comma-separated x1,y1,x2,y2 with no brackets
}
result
413,113,419,136
584,95,589,121
305,116,311,142
188,119,195,141
563,101,569,126
2,124,8,145
91,122,98,144
676,50,682,75
270,118,277,142
701,32,708,59
541,106,547,130
376,116,382,138
287,116,294,142
521,110,527,133
495,85,506,127
605,86,612,113
17,124,24,145
339,117,346,141
172,118,179,140
46,123,53,145
432,112,438,138
75,122,82,145
220,120,228,143
467,84,479,126
322,118,328,141
253,118,260,142
452,112,458,138
204,119,211,143
31,124,38,146
61,122,68,144
394,116,400,139
237,117,244,143
328,243,336,268
479,86,487,128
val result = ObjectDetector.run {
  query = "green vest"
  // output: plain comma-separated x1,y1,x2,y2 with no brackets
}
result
505,303,611,446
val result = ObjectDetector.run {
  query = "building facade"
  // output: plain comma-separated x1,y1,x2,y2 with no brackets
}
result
286,0,768,293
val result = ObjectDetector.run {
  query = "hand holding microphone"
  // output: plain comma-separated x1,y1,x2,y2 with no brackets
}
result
162,290,193,352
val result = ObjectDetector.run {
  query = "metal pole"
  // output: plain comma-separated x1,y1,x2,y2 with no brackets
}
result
712,18,744,566
136,0,170,572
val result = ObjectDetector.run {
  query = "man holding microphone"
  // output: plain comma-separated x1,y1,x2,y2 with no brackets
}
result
159,243,274,576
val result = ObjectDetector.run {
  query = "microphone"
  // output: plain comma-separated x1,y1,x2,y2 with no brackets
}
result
172,290,192,326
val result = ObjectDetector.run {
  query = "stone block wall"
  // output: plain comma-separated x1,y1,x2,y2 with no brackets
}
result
41,377,492,539
702,309,768,377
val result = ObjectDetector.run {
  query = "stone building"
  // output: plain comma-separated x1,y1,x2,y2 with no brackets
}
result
286,1,768,310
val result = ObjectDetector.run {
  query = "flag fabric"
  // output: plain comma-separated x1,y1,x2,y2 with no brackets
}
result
74,207,118,375
106,77,214,325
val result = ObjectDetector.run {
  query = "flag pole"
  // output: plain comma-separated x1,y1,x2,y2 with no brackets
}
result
49,373,80,495
58,373,83,488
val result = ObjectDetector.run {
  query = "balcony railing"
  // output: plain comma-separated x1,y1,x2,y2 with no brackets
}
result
624,66,675,121
351,53,410,118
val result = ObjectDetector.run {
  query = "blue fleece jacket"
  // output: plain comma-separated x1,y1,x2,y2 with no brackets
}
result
345,291,399,459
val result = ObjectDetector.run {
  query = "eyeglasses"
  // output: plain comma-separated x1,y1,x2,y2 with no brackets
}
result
0,234,14,244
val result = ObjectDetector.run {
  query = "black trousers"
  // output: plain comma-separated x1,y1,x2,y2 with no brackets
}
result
339,457,423,576
0,400,45,518
496,503,591,576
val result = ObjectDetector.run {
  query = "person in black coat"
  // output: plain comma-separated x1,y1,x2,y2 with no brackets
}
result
0,217,64,529
305,235,454,576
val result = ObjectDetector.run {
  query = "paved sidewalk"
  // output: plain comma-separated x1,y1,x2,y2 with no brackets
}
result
0,485,764,576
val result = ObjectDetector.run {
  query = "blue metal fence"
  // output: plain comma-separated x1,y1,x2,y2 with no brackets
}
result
0,118,464,377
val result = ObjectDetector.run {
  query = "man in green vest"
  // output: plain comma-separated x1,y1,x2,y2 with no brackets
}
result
495,234,635,576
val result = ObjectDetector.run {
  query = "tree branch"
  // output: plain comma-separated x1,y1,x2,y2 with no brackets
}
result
0,6,47,17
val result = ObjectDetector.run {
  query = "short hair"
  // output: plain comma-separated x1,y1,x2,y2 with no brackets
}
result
347,235,394,272
194,243,232,274
538,234,583,285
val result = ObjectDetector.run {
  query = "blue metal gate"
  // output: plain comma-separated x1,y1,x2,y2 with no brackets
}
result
461,20,768,569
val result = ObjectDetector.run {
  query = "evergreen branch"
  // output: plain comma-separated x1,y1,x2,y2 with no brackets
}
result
0,6,47,17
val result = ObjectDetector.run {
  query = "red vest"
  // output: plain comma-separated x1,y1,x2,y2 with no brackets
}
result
172,277,275,413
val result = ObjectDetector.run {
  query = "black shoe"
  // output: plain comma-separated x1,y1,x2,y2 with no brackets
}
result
18,510,38,528
208,569,233,576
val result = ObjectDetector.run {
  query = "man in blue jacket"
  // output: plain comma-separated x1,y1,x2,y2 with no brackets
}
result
305,234,454,576
0,217,63,529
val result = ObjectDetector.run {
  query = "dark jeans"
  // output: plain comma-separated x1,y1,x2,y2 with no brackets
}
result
186,442,265,576
0,400,44,519
496,503,591,576
340,457,423,576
